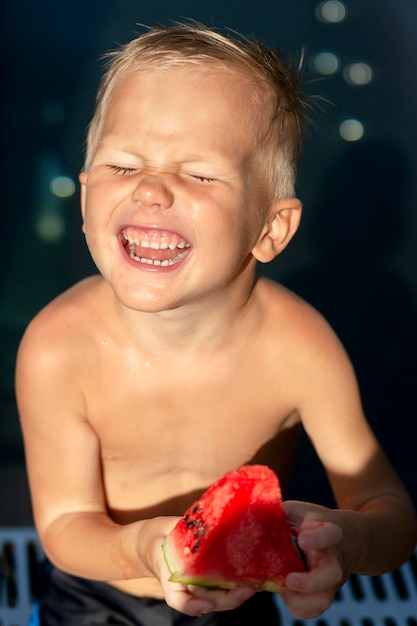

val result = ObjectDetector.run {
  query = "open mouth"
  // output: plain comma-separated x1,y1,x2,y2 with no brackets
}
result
121,230,191,267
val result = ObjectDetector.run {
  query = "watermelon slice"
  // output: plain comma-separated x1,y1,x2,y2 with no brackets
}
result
162,465,306,592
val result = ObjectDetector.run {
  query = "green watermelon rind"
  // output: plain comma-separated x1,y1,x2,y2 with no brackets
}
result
163,541,283,591
162,541,237,589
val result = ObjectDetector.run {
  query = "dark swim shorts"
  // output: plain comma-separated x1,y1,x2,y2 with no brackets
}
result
38,566,282,625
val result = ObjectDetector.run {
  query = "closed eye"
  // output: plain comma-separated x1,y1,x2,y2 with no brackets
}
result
107,166,215,182
108,165,138,176
191,175,216,183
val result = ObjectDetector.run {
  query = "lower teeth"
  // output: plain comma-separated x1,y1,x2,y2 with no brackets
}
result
130,250,186,267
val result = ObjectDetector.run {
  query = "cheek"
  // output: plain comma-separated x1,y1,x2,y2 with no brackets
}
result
83,185,116,232
82,210,107,255
207,195,263,254
237,202,267,250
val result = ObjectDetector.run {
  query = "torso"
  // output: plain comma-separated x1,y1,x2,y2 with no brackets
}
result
30,274,318,597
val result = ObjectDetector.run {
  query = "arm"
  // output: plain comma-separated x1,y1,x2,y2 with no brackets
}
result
280,313,417,618
15,305,178,586
15,308,253,617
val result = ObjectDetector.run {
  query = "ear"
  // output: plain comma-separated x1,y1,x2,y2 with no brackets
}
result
252,198,302,263
79,171,88,233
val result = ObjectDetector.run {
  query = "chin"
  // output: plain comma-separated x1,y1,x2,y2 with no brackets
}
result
114,286,178,314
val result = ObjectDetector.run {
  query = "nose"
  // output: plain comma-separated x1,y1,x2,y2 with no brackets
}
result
131,175,174,210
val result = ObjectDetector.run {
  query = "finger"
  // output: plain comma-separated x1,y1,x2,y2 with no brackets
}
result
285,558,342,594
167,586,215,617
186,584,234,600
187,584,255,611
183,597,215,616
298,521,343,552
282,500,307,531
281,587,334,620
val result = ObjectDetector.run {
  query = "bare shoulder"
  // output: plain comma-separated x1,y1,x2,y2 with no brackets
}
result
17,275,106,372
255,277,359,412
21,274,104,332
257,277,343,353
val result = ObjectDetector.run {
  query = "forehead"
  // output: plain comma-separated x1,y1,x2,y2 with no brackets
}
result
103,63,271,145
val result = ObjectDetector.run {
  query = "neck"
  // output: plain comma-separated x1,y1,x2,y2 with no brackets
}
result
112,274,260,355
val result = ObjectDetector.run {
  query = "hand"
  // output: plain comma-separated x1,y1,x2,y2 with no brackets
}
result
281,500,345,619
163,580,256,617
151,517,256,616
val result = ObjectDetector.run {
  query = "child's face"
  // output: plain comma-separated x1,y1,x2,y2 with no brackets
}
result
80,64,272,313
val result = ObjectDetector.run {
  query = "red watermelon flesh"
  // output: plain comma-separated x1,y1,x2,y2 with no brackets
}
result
162,465,306,592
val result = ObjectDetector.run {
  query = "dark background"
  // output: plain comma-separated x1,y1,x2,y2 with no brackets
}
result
1,0,416,525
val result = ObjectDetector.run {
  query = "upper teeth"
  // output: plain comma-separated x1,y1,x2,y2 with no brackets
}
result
123,234,190,250
122,233,191,267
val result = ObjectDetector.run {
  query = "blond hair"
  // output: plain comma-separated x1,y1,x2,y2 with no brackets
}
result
84,22,309,199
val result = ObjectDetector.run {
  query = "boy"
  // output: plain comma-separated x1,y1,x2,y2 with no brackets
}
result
16,22,417,625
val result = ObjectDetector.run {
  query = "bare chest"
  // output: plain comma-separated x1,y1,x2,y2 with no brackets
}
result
82,342,297,512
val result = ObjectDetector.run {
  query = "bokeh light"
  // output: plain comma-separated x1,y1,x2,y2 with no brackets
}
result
50,175,76,198
343,62,373,86
312,51,340,75
339,118,365,141
35,214,66,243
315,1,347,24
